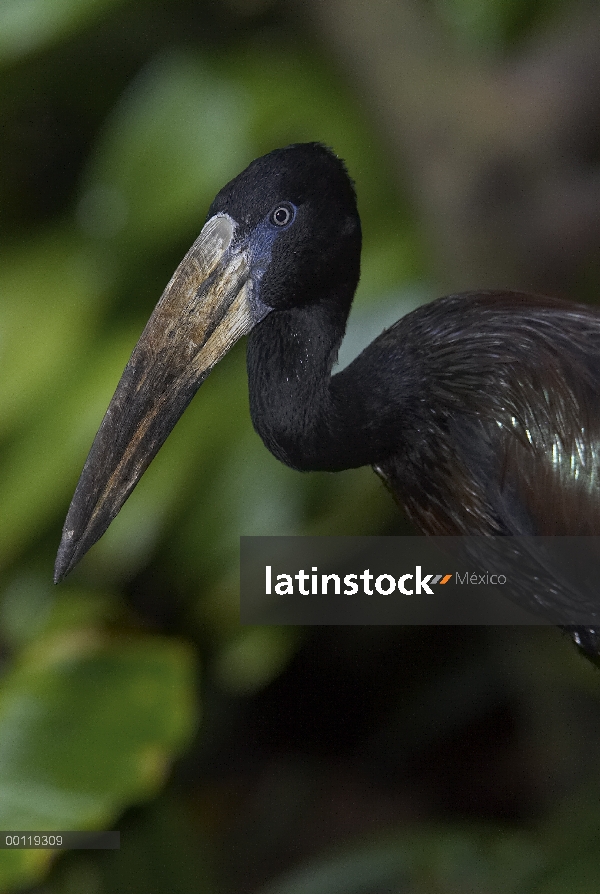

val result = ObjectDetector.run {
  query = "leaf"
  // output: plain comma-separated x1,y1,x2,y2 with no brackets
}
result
0,628,197,890
0,323,138,570
257,829,544,894
78,51,253,253
0,0,127,64
0,230,106,441
213,627,299,695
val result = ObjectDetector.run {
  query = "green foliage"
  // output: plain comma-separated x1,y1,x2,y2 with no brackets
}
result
0,0,126,63
257,829,544,894
78,51,253,254
434,0,569,53
0,583,196,889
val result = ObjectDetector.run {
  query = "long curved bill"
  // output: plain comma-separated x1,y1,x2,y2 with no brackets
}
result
54,213,268,582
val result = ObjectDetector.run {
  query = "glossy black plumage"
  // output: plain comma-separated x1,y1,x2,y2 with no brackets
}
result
55,144,600,655
367,291,600,538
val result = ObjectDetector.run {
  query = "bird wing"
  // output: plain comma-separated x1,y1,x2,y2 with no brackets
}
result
375,291,600,537
485,335,600,537
375,292,600,624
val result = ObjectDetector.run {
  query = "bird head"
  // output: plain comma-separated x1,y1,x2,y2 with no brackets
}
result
208,142,361,311
54,143,361,581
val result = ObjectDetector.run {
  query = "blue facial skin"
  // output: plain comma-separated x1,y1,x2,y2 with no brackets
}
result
232,202,298,324
247,204,297,286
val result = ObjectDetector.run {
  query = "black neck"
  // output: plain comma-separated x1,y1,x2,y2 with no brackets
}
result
247,293,407,472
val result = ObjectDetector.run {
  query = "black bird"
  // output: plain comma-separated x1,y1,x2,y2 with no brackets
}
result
54,144,600,653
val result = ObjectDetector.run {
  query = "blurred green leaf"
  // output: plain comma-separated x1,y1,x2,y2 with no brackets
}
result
434,0,568,52
0,230,106,441
257,829,543,894
78,51,252,254
0,322,137,570
0,628,196,889
213,626,299,695
88,794,214,894
0,0,127,63
37,793,215,894
527,844,600,894
0,573,116,649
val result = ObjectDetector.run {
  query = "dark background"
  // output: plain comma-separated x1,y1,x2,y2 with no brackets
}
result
2,0,600,891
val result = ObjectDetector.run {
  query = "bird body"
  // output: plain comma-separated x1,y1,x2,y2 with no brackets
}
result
248,283,600,537
54,143,600,653
367,291,600,539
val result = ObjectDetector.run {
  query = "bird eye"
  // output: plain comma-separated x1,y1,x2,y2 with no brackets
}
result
270,203,295,227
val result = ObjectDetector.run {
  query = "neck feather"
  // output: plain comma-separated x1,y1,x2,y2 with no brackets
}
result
246,296,405,471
